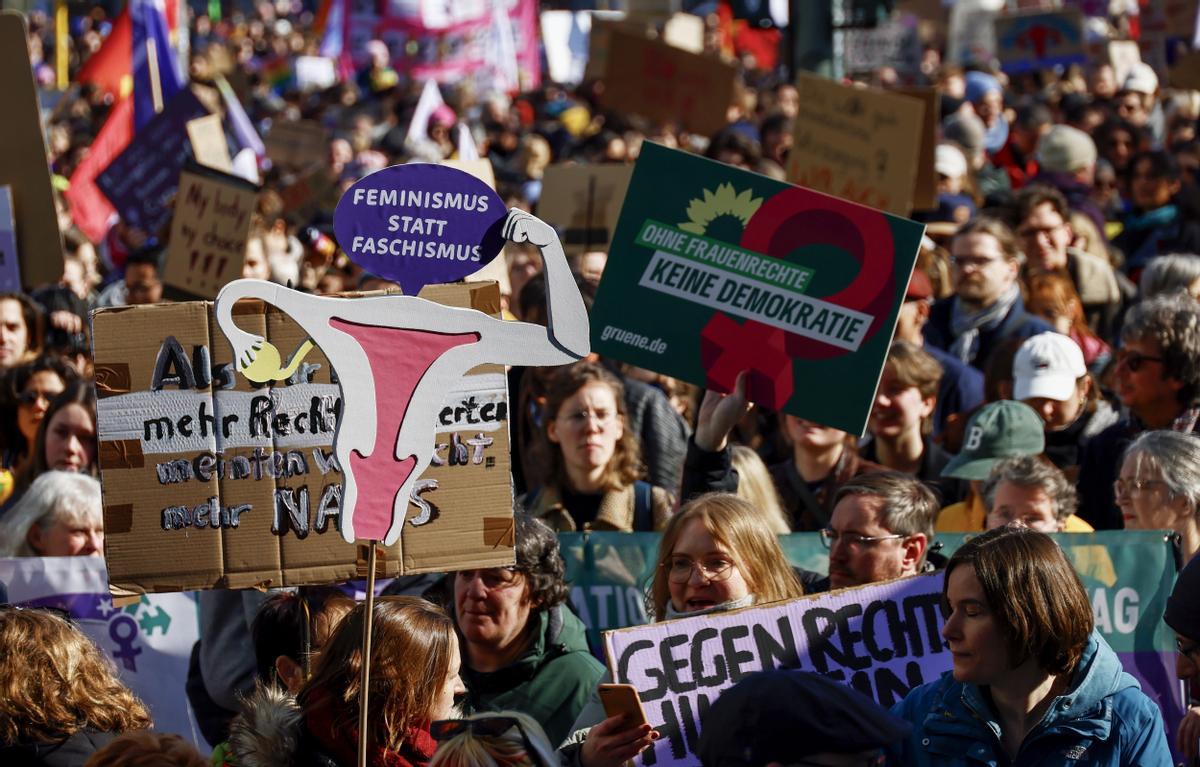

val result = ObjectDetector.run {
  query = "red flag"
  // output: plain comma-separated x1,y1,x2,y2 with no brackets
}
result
77,8,132,98
64,97,134,242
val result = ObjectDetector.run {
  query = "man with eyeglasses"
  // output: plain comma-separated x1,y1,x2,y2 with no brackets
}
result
1015,185,1124,338
811,471,941,593
1164,552,1200,764
1078,292,1200,529
923,217,1053,372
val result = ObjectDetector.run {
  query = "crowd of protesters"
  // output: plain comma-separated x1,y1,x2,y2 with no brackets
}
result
1,1,1200,765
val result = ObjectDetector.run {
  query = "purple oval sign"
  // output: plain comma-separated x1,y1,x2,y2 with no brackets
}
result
333,163,507,294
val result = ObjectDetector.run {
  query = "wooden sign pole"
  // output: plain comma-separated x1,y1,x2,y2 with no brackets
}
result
357,541,380,767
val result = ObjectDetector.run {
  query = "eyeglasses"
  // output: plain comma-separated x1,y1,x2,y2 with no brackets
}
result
819,529,906,550
949,255,1006,270
1112,478,1168,497
661,555,735,584
1116,351,1165,372
557,409,618,429
455,566,524,591
431,716,540,760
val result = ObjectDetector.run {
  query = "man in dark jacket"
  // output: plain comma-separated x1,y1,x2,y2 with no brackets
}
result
1078,293,1200,529
924,217,1053,372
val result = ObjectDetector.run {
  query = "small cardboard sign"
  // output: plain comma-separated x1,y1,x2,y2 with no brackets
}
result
896,87,940,212
536,164,633,255
788,73,925,217
1170,49,1200,90
0,11,63,289
333,163,507,294
187,114,233,173
0,186,22,292
590,143,923,436
993,9,1086,74
163,167,259,299
599,25,738,136
96,89,210,236
604,574,949,767
843,14,923,76
264,119,328,170
93,283,521,594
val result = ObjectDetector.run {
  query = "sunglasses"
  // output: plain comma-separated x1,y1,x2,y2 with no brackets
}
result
431,716,537,758
1116,352,1165,372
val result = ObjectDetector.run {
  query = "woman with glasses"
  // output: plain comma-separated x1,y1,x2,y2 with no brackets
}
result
889,525,1171,766
430,712,558,767
522,361,673,532
0,356,77,509
0,607,151,765
1115,430,1200,562
560,493,804,767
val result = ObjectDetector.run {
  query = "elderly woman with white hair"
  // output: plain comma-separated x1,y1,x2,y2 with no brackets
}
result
1139,253,1200,300
0,470,103,556
1115,430,1200,561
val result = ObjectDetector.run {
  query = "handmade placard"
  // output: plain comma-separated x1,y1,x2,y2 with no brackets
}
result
217,203,589,546
604,574,950,767
537,164,633,255
788,73,925,217
93,282,535,594
264,119,329,169
591,144,922,435
164,166,259,299
993,9,1086,74
187,114,234,173
333,163,507,295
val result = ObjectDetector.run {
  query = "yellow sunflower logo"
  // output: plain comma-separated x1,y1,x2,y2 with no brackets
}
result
678,183,763,235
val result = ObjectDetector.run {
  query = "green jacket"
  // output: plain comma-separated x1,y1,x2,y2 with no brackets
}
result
461,604,605,747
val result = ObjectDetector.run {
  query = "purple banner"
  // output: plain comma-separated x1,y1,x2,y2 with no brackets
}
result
333,163,506,294
0,186,21,292
96,90,209,235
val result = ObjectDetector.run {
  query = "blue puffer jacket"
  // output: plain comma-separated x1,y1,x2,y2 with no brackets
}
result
887,632,1171,766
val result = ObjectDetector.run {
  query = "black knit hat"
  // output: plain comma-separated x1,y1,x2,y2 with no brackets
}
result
1166,552,1200,641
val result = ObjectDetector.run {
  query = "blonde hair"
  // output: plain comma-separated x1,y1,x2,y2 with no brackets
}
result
648,493,803,620
0,609,151,744
0,471,101,557
430,712,556,767
730,446,789,534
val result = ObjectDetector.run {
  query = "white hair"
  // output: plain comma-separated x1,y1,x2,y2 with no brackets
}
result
0,471,102,556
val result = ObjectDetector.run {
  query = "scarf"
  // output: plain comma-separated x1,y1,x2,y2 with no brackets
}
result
663,593,756,621
304,685,438,767
948,282,1021,365
1123,204,1178,232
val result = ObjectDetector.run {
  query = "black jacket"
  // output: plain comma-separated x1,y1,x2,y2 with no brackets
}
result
0,729,118,767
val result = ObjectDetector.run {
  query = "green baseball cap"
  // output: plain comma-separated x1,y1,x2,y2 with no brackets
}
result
941,400,1046,480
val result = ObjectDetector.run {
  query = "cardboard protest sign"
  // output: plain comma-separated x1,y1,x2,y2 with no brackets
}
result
333,163,507,295
788,73,925,217
0,11,63,289
96,89,209,236
163,167,259,299
187,114,233,173
590,143,923,436
0,556,206,747
264,119,329,170
537,164,633,255
600,26,738,136
93,282,521,594
604,574,949,767
0,187,22,292
1170,49,1200,90
993,9,1086,74
947,0,997,66
896,88,941,212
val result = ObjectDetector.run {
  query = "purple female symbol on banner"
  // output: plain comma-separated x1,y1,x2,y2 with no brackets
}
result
333,163,507,294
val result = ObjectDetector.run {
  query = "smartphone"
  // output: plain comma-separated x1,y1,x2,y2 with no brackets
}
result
598,683,649,728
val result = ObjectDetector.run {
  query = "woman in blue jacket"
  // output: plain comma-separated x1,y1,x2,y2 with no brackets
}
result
889,525,1171,766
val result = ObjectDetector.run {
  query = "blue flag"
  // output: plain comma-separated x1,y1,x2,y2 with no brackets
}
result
131,0,183,131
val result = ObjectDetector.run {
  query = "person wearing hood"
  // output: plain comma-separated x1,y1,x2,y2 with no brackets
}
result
965,71,1008,158
451,513,605,747
889,525,1171,766
559,493,805,767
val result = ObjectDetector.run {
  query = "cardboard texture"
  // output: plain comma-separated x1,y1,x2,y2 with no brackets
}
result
1171,49,1200,90
537,164,634,255
604,574,949,767
589,143,924,436
788,73,925,217
0,11,64,289
187,115,234,173
0,186,21,292
896,87,940,212
93,282,520,595
164,167,259,299
265,119,329,169
95,89,210,236
993,9,1086,74
599,26,738,136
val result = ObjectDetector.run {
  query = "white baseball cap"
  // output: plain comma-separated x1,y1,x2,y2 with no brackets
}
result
1013,333,1087,402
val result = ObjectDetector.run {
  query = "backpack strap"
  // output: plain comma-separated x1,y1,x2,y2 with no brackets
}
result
633,480,653,532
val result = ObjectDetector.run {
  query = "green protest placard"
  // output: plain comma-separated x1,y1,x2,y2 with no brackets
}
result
589,143,924,436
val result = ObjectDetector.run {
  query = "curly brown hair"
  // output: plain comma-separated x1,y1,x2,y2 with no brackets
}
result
541,361,642,492
84,731,208,767
0,608,151,744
